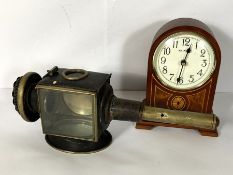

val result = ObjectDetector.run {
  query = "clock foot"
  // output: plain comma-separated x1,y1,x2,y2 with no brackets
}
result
135,123,155,130
136,121,219,137
198,129,218,137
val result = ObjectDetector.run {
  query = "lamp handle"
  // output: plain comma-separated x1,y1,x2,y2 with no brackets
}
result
110,97,219,131
142,106,219,130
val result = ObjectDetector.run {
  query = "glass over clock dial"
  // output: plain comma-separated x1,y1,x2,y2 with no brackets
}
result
153,32,216,90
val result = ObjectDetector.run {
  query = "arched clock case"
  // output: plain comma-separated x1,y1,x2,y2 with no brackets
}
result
136,18,221,137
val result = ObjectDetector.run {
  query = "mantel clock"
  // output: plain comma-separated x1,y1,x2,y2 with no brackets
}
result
136,18,221,137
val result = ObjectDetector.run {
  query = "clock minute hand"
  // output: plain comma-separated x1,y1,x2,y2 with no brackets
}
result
176,46,192,84
177,65,184,84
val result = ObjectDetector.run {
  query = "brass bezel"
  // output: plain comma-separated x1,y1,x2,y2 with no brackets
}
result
152,31,216,91
17,72,38,122
36,85,99,142
62,69,88,81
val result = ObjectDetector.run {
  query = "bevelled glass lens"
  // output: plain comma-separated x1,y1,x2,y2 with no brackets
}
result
38,88,96,141
63,93,93,115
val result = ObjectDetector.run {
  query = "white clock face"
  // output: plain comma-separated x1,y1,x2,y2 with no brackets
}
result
153,32,216,90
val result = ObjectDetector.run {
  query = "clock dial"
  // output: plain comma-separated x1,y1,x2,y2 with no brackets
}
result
153,32,216,90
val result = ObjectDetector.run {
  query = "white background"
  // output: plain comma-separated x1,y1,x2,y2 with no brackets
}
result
0,0,233,91
1,1,233,175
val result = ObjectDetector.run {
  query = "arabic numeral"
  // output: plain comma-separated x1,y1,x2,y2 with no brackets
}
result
183,38,190,46
173,40,178,48
163,47,171,55
169,73,174,80
201,59,207,67
189,75,194,82
197,69,203,76
161,57,166,64
178,78,183,84
200,49,206,57
162,66,167,74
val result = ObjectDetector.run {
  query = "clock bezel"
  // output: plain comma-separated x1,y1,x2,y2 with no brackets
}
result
152,31,217,91
147,25,221,93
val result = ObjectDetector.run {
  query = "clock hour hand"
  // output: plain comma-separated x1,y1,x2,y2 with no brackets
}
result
176,46,192,84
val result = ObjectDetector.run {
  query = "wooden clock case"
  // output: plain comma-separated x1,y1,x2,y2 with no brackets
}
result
136,18,221,137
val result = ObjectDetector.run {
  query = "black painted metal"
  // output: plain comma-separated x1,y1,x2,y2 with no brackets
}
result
110,97,142,122
45,130,112,153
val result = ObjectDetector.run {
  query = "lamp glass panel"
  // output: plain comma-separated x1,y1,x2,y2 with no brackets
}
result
38,88,96,141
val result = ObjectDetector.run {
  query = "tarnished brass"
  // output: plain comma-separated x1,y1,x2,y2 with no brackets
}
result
36,85,95,95
17,72,38,122
142,106,219,130
62,69,88,81
36,85,99,142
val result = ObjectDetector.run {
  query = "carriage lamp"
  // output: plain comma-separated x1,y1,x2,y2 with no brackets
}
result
12,66,219,153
